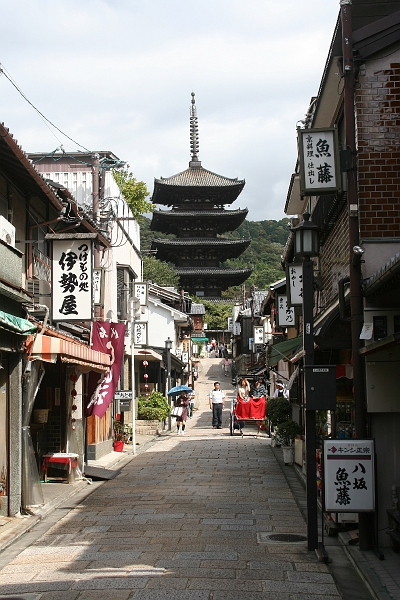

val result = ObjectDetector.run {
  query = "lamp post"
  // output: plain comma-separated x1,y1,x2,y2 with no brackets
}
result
165,337,172,430
129,296,140,455
291,213,320,551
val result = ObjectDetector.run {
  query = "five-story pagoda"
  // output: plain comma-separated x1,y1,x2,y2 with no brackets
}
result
151,93,252,298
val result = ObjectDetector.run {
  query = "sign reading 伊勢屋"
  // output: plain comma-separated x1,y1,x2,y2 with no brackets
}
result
298,127,341,196
52,238,93,321
323,440,375,512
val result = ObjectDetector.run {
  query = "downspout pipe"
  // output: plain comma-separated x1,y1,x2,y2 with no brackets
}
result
338,276,350,321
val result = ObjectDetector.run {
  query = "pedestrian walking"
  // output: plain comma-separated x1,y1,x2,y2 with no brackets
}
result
187,391,195,418
209,381,225,429
175,391,189,435
223,356,231,377
273,379,289,399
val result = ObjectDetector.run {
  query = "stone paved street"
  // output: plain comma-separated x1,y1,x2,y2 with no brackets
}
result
0,358,374,599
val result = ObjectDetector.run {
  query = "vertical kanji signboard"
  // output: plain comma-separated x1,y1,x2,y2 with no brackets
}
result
52,238,93,321
323,440,375,512
298,127,341,197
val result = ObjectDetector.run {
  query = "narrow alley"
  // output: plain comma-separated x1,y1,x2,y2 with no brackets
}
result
0,358,374,599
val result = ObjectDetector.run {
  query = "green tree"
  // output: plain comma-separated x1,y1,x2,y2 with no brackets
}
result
143,256,179,288
113,169,154,219
203,300,233,330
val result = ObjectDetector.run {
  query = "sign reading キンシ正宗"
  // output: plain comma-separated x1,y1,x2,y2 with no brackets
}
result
323,440,375,512
298,127,341,197
52,238,93,321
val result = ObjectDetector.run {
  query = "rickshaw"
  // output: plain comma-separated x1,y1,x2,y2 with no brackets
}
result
229,375,268,437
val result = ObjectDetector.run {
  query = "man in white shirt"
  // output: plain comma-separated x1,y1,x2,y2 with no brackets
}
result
209,381,225,429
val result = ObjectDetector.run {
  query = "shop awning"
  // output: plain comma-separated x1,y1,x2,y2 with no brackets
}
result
134,348,163,362
28,334,111,371
192,337,209,342
0,310,37,335
268,336,303,367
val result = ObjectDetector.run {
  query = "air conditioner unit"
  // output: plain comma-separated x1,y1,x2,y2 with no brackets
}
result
0,216,15,247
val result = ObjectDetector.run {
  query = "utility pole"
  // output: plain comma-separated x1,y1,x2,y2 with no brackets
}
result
340,0,371,550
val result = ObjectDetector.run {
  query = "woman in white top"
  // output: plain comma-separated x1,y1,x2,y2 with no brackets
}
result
237,378,250,401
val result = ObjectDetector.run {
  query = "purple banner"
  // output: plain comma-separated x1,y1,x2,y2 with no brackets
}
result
86,321,126,418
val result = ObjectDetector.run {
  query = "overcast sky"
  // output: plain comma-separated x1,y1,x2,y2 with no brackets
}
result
1,0,340,221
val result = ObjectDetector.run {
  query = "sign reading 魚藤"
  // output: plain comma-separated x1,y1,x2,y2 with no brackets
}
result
298,127,341,196
277,295,295,327
287,264,303,306
52,239,93,321
323,440,375,512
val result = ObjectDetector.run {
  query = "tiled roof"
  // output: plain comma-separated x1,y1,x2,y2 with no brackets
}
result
363,252,400,295
189,303,206,315
152,237,251,246
177,267,253,276
153,208,248,218
155,165,245,188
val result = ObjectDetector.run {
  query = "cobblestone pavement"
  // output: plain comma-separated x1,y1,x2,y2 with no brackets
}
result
0,358,376,599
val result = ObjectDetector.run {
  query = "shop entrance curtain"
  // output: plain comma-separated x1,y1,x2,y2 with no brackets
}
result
22,361,45,510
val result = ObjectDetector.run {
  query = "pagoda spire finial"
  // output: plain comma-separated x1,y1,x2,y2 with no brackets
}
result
189,92,201,167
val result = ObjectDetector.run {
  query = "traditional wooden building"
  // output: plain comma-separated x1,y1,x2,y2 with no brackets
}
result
151,93,252,298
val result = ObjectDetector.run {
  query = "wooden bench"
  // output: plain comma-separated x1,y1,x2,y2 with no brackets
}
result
42,453,79,483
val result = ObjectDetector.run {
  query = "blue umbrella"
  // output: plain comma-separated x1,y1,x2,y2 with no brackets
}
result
167,385,193,395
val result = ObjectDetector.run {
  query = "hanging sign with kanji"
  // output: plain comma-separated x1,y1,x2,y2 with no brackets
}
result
323,440,375,512
52,239,93,321
298,127,341,196
286,264,303,306
277,295,295,328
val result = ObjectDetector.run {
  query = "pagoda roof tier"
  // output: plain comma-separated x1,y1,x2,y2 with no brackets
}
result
152,165,245,206
177,266,253,289
151,207,248,234
151,237,251,261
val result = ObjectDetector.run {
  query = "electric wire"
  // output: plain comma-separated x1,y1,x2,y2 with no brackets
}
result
0,63,91,153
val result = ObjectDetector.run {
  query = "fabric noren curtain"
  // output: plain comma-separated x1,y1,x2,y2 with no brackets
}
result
21,361,45,510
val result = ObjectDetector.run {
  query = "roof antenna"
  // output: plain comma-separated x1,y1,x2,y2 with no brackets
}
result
189,92,201,167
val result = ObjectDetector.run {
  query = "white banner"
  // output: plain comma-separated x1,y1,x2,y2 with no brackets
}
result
52,239,92,321
277,295,295,327
134,282,148,306
134,322,147,345
253,327,264,344
287,264,303,306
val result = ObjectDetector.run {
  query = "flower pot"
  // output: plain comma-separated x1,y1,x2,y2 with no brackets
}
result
282,445,294,465
113,440,124,452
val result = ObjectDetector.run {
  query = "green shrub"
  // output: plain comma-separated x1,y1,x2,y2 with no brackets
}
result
266,397,291,427
275,419,303,446
137,391,170,421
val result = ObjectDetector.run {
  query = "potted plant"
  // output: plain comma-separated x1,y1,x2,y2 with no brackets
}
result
137,391,170,434
275,419,303,465
113,419,131,452
266,397,291,444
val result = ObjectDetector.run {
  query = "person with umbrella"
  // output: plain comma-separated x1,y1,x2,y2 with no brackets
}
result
175,390,190,435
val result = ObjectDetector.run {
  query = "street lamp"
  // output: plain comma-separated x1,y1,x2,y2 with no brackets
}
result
291,212,320,551
165,337,172,430
129,296,140,454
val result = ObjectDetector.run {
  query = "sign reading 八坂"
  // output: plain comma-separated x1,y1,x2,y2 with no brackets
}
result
298,127,341,196
52,239,93,321
323,440,375,512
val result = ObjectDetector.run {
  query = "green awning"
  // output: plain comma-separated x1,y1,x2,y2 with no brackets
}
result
0,310,38,335
268,336,302,367
191,337,209,342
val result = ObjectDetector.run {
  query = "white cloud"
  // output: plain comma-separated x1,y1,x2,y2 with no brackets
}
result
1,0,339,221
